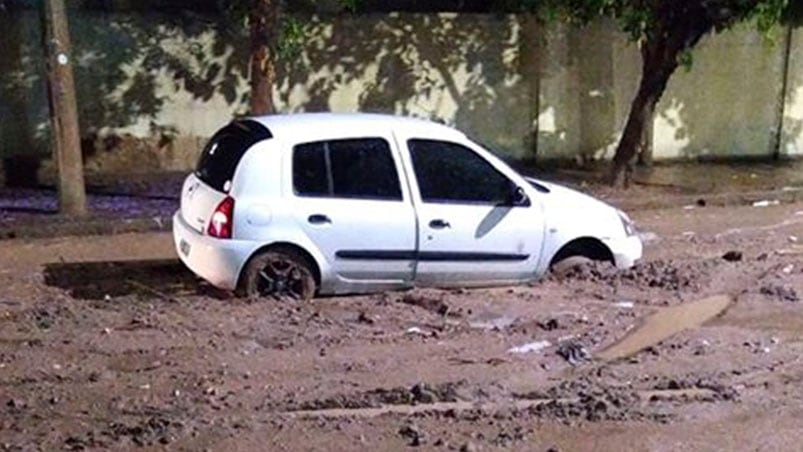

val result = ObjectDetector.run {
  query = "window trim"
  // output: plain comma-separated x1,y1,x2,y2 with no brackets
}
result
407,138,516,206
291,137,405,202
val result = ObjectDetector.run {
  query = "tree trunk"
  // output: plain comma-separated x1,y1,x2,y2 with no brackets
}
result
609,43,677,188
249,0,280,115
42,0,86,215
637,106,654,166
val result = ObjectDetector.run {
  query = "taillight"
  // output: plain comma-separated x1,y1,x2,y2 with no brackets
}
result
207,196,235,239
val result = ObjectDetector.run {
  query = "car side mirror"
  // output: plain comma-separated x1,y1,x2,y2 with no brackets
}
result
508,185,530,207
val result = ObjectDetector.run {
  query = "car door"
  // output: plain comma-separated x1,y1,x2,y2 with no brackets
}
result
289,136,417,283
401,138,544,285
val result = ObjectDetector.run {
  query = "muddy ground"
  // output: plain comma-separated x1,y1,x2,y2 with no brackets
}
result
0,201,802,451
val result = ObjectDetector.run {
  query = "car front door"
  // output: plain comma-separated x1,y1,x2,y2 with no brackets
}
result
401,138,544,285
289,136,417,285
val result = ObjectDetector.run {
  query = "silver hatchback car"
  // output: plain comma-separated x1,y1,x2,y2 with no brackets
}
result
173,113,642,300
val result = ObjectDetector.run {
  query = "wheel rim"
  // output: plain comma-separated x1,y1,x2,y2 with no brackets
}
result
255,258,310,300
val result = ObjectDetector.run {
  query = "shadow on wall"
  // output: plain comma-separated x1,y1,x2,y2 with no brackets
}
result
0,9,536,186
0,6,252,184
277,13,531,157
655,24,801,161
535,20,624,164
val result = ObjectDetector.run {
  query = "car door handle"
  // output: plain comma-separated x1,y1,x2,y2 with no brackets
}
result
429,219,451,229
308,214,331,225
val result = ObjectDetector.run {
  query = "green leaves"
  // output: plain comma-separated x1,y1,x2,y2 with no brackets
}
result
529,0,793,42
276,15,304,60
752,0,789,32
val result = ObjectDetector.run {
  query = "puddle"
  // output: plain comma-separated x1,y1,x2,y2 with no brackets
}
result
597,294,733,361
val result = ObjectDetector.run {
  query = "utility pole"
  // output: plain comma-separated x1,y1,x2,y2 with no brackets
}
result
42,0,86,216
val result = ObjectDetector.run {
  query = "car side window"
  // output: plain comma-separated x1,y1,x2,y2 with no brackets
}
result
408,139,511,204
293,138,403,201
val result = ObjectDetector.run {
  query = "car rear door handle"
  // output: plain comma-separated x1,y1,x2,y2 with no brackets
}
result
308,214,331,225
429,219,450,229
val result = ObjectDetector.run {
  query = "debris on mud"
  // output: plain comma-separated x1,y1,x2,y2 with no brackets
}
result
530,390,643,422
468,313,516,330
752,200,779,207
356,311,375,325
538,318,560,331
554,259,713,292
759,284,799,302
64,416,183,449
650,377,738,402
722,251,743,262
398,422,427,447
288,381,466,412
104,417,180,447
400,291,450,316
508,340,551,354
556,341,591,366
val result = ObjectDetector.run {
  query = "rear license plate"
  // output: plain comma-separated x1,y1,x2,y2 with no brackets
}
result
179,239,191,257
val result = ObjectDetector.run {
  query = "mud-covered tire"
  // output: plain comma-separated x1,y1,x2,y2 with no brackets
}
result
550,256,593,276
237,248,316,302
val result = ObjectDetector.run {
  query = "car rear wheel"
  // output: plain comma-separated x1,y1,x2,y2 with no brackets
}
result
238,249,316,301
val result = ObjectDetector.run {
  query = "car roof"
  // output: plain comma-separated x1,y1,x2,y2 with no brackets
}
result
247,113,466,141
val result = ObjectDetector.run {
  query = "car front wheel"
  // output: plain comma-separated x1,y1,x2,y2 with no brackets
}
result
238,248,316,301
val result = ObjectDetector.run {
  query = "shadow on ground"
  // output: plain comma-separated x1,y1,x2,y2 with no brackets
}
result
42,259,227,300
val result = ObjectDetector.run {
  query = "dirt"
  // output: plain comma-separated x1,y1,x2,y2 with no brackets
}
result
0,201,802,450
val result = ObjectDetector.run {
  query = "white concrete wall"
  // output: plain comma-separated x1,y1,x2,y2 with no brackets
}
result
782,27,803,157
1,11,802,174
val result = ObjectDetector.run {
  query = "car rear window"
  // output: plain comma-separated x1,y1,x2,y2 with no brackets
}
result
195,120,272,192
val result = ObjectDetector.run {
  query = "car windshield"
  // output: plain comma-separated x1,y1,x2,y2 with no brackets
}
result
195,120,272,192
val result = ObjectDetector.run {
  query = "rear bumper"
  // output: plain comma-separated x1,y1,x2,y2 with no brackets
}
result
172,211,254,290
603,234,643,269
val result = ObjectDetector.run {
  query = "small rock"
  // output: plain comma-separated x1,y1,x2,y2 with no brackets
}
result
460,442,479,452
399,423,426,447
557,341,591,365
538,319,559,331
6,398,26,409
411,383,437,404
696,199,706,207
722,251,743,262
357,311,375,325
